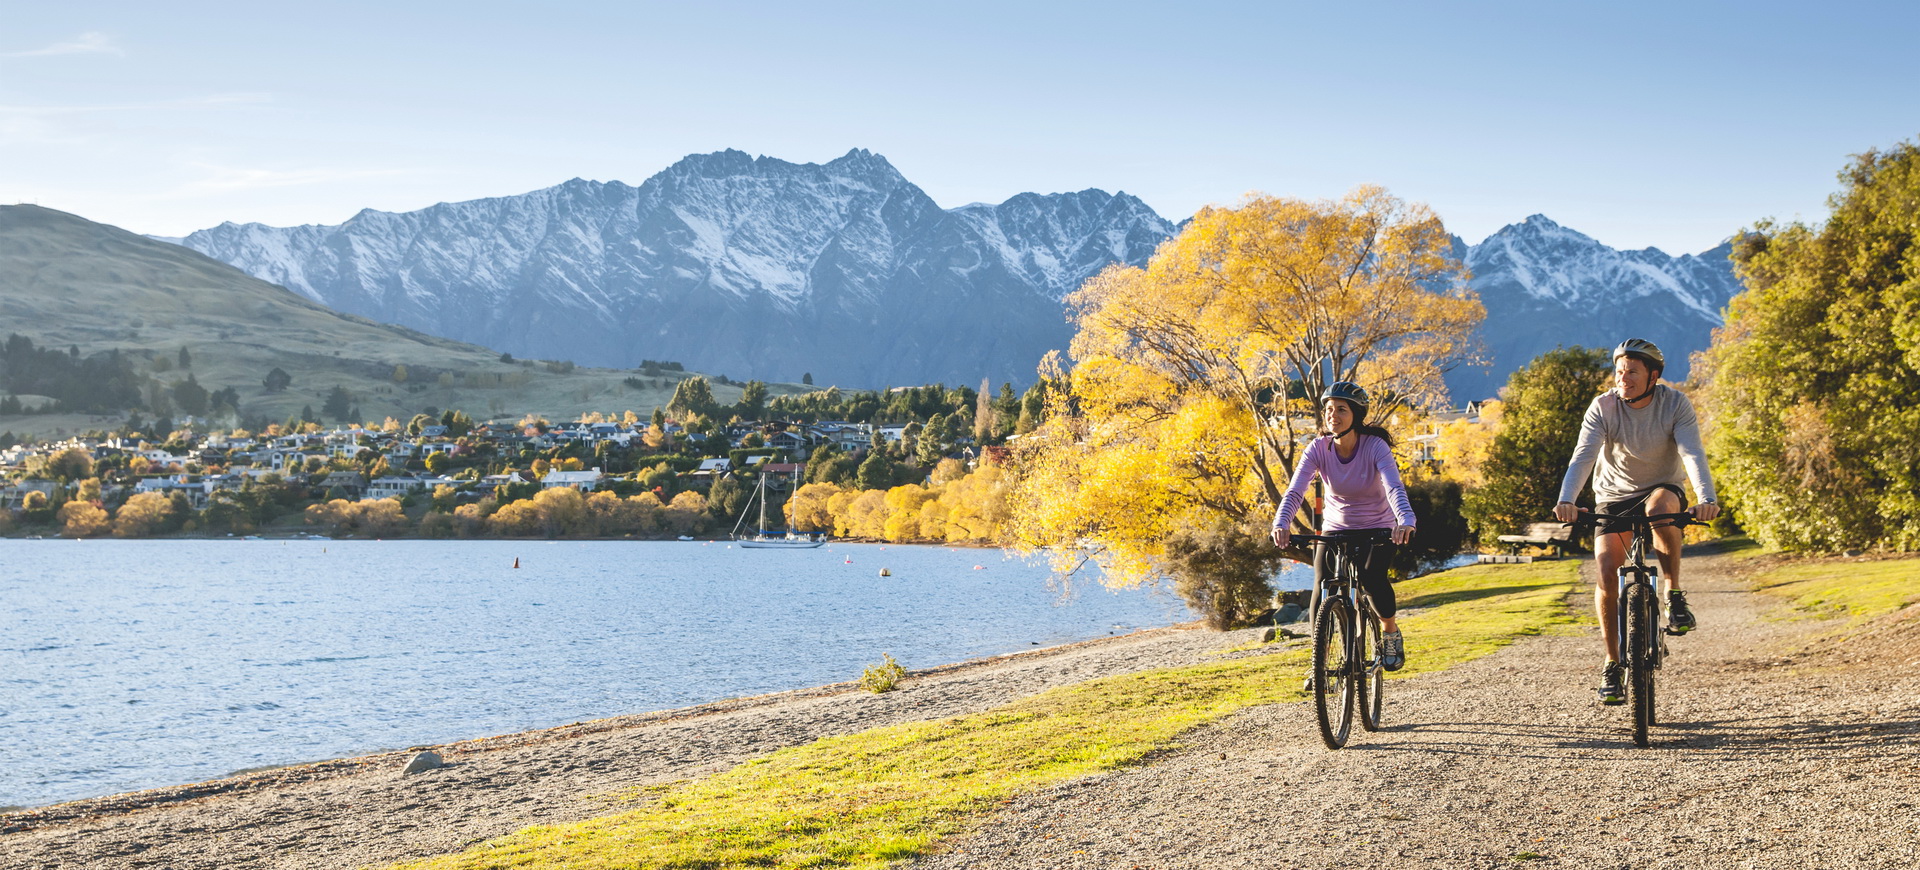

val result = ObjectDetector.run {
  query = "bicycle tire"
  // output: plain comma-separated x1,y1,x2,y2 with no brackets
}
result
1625,582,1655,748
1313,597,1355,749
1357,605,1384,732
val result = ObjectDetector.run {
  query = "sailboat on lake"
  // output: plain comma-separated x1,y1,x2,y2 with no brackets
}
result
731,468,826,548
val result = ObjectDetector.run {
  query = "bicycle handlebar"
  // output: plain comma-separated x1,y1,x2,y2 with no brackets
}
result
1561,509,1701,531
1289,529,1395,548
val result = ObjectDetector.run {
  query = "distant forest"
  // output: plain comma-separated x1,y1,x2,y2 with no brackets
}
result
0,334,144,414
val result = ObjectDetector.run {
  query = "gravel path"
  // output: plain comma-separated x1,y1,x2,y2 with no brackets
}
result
4,550,1915,870
907,550,1920,870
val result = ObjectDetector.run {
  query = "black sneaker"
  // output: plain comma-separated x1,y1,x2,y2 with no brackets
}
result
1381,630,1405,671
1302,674,1316,693
1597,662,1625,705
1667,591,1696,633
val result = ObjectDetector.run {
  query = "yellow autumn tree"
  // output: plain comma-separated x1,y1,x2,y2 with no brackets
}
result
59,500,110,537
1430,399,1503,487
1008,187,1483,628
786,482,844,533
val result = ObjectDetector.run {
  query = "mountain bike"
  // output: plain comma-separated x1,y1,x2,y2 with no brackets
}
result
1565,509,1699,748
1292,530,1391,749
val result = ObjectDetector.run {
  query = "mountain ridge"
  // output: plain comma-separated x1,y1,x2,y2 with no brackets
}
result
172,150,1744,398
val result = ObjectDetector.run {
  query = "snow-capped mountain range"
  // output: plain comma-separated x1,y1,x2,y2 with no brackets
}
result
176,149,1742,398
1451,215,1739,399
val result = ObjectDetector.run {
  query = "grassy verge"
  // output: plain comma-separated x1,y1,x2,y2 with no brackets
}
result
1747,553,1920,623
391,560,1581,870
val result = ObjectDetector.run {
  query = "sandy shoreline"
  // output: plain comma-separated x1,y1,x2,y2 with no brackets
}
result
1,620,1262,869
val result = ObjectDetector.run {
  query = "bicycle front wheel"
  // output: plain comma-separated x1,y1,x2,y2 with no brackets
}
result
1625,582,1656,748
1313,597,1356,749
1357,607,1384,732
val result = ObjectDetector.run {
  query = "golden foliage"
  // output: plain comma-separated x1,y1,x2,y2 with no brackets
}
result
787,482,844,533
113,492,176,537
58,500,110,537
1010,187,1483,591
1430,400,1502,487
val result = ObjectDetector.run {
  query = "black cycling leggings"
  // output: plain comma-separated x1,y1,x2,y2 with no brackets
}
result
1312,531,1398,619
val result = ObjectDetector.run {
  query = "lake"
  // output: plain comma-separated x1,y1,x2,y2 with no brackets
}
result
0,538,1310,809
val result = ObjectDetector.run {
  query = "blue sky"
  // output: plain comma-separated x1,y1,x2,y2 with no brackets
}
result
3,1,1914,252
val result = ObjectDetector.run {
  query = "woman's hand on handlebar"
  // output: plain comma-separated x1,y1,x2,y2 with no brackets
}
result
1392,525,1414,545
1271,527,1290,549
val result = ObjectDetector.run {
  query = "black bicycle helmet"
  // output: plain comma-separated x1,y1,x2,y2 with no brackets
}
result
1611,338,1665,370
1320,381,1370,410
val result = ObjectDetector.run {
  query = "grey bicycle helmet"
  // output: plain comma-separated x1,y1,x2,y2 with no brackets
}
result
1321,381,1370,410
1611,338,1665,371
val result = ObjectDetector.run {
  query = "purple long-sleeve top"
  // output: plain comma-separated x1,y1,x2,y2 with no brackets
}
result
1271,434,1417,533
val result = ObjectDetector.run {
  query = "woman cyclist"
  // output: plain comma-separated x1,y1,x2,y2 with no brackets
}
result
1270,381,1417,672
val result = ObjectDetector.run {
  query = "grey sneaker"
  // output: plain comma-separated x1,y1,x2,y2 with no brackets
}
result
1301,674,1316,693
1381,630,1406,671
1597,662,1625,705
1667,591,1696,633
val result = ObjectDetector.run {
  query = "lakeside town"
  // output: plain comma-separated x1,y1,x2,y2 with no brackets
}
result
0,374,1486,548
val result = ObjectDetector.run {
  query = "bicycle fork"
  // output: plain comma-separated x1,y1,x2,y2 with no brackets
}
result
1617,566,1670,670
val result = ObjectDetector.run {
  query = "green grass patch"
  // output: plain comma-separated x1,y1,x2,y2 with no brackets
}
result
391,560,1580,870
1748,555,1920,622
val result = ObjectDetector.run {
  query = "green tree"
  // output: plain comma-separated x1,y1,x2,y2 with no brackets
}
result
856,452,893,491
440,408,475,437
407,413,434,436
1462,347,1610,545
1698,140,1920,550
172,374,209,417
323,385,353,422
737,380,769,420
263,367,292,392
46,446,94,482
666,376,721,422
177,346,192,370
917,414,949,465
709,474,750,524
802,372,813,386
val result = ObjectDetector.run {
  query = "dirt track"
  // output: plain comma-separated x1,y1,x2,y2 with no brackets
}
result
4,549,1916,870
908,549,1920,870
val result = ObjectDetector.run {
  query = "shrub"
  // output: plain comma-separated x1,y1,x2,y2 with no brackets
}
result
858,653,907,694
1391,478,1471,578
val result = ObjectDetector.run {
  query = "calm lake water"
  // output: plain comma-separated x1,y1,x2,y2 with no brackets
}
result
0,538,1311,809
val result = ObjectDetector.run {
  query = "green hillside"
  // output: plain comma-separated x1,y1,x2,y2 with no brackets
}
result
0,205,785,437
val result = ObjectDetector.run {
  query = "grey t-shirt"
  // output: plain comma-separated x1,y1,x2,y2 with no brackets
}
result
1557,384,1716,506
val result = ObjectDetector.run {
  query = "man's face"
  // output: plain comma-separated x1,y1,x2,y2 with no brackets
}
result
1615,356,1656,398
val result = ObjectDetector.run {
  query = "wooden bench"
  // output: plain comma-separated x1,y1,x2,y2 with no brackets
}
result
1495,522,1575,557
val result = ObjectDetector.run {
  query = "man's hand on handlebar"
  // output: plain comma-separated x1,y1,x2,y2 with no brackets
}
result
1554,501,1579,523
1691,502,1721,522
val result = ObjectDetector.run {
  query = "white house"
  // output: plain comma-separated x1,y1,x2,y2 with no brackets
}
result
541,468,604,491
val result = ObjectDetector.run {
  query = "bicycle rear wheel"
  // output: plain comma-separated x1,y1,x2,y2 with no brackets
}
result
1357,606,1383,732
1313,597,1355,749
1625,582,1656,748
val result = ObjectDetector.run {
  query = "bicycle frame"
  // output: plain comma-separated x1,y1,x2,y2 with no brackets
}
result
1568,509,1696,747
1291,530,1390,748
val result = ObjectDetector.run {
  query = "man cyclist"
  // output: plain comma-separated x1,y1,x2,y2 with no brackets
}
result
1552,339,1720,705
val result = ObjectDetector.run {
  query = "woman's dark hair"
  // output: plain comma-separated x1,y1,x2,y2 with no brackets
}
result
1319,399,1397,447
